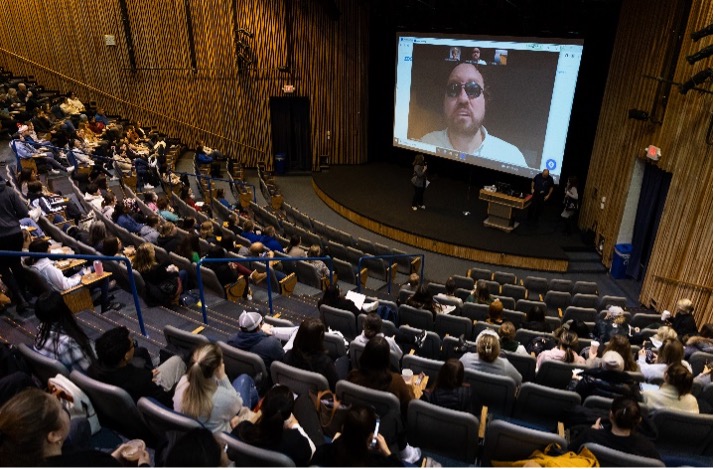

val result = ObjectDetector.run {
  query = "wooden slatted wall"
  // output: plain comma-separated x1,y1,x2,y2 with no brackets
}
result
0,0,369,168
581,0,713,326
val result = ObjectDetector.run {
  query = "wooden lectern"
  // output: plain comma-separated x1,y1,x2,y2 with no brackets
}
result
478,189,531,232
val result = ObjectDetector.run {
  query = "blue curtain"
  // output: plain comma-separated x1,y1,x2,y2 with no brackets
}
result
625,164,672,280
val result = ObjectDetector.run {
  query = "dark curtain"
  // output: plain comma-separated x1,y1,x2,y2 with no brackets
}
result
269,96,312,172
625,164,672,280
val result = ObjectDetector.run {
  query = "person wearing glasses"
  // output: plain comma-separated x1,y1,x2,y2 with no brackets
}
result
420,62,526,166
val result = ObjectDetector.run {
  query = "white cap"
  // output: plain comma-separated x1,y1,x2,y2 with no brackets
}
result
238,311,262,331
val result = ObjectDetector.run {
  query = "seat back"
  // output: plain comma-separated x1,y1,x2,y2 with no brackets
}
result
484,280,501,295
543,290,571,316
501,350,536,383
493,271,517,285
515,299,547,315
270,361,329,395
219,432,296,467
467,267,492,281
689,351,713,375
406,400,479,463
332,257,358,286
17,343,70,385
335,379,403,446
399,325,441,360
501,284,526,302
463,369,516,417
630,313,662,329
323,332,347,359
649,408,713,456
572,281,598,295
217,341,268,385
502,309,526,326
571,293,599,309
563,306,598,324
494,295,516,311
598,295,627,311
582,395,613,413
136,397,202,440
426,282,446,297
434,313,472,339
524,276,548,300
69,370,153,442
199,264,226,297
163,325,210,357
580,443,664,467
349,341,401,372
535,360,578,389
547,278,573,293
482,419,567,466
401,355,445,381
461,302,488,323
319,304,358,341
514,328,547,348
453,275,475,290
294,260,323,290
512,382,581,431
397,304,434,331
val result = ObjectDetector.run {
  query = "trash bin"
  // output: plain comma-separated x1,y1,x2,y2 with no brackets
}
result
610,243,632,279
274,153,286,175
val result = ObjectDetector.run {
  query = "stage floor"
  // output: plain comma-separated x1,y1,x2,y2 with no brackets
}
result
313,162,587,271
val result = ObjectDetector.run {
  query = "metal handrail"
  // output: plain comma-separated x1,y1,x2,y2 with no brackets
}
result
195,255,335,322
357,253,425,294
0,250,147,337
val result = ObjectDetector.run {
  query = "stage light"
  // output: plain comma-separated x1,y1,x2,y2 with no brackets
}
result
680,68,712,94
686,45,712,65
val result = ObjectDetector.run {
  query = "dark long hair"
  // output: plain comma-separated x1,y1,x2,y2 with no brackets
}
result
433,358,464,391
238,385,294,447
358,336,392,390
292,318,327,359
34,291,96,364
332,404,377,466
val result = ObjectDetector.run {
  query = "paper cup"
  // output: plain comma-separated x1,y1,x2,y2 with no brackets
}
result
401,368,414,384
121,439,146,461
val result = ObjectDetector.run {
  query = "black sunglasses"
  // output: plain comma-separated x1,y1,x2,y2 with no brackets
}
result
446,81,483,99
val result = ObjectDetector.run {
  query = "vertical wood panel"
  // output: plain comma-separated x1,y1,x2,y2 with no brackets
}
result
581,0,713,326
0,0,369,168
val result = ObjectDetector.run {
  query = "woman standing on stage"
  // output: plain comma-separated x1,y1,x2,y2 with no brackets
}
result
411,154,427,211
560,176,579,235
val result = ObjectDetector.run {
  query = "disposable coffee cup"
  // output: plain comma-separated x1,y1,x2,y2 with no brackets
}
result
121,439,145,461
590,340,599,354
401,368,414,384
93,260,103,275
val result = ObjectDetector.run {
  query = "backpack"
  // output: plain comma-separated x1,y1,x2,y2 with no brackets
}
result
526,336,556,356
376,304,398,324
48,374,101,434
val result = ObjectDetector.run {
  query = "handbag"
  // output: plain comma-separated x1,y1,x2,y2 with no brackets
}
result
564,196,579,211
309,390,351,438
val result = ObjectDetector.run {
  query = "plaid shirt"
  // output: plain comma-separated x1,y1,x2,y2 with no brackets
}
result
35,327,93,372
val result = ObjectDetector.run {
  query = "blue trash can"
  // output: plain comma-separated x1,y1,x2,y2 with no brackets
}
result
610,243,632,279
274,153,286,175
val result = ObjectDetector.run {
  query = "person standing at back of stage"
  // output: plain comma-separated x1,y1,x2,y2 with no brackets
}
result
528,168,554,224
560,176,579,234
411,154,427,211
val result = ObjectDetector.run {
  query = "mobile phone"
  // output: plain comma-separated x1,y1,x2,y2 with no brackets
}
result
369,418,380,449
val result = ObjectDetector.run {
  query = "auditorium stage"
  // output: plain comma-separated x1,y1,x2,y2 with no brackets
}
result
312,162,588,272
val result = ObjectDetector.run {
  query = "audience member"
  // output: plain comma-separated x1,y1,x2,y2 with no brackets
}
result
133,242,187,306
486,299,505,325
421,358,476,413
459,329,522,386
227,311,285,371
164,427,231,467
570,351,642,401
585,334,640,372
405,285,439,320
286,235,306,257
522,305,549,332
465,279,493,305
317,283,360,316
434,277,463,307
285,318,339,391
638,338,691,382
536,327,586,370
669,298,699,339
498,322,527,354
642,363,699,413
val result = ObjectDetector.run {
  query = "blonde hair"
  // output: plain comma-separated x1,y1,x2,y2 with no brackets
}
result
308,244,321,257
199,221,214,239
477,332,500,362
675,298,694,316
133,242,157,272
655,325,678,342
181,344,223,420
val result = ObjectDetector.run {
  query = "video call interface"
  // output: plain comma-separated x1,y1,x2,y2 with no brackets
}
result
393,33,584,184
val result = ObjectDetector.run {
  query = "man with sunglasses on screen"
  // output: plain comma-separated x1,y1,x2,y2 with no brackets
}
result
421,62,526,167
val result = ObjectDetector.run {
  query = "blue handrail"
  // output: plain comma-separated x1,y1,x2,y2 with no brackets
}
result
168,170,257,203
356,253,425,294
195,255,335,323
0,250,147,337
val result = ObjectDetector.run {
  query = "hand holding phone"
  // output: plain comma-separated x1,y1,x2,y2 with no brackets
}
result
369,418,380,449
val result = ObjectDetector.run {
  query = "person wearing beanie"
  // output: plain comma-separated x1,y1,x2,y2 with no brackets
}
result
594,305,630,343
569,350,641,402
227,311,285,371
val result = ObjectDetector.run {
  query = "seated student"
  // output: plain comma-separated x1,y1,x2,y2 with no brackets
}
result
434,276,463,307
133,242,187,306
215,188,233,209
227,311,285,371
585,334,640,372
112,199,145,234
498,322,527,354
140,214,160,244
594,306,631,344
143,191,159,212
306,244,330,278
0,388,150,467
684,324,713,359
27,238,119,312
156,221,184,253
486,299,505,326
33,291,96,372
569,351,642,402
405,285,439,320
164,427,232,467
180,186,202,211
199,220,218,245
522,305,550,332
157,195,179,222
260,225,284,253
669,298,699,340
284,318,339,391
352,312,425,358
317,283,360,316
536,327,586,370
286,235,307,257
460,329,523,386
233,385,316,466
642,363,699,413
421,358,476,414
638,338,692,382
310,404,405,467
173,343,257,433
568,396,661,461
176,232,202,263
88,326,186,407
465,279,494,305
240,219,262,243
101,192,116,219
10,133,72,174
